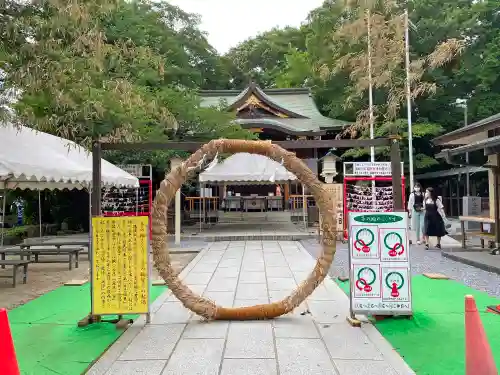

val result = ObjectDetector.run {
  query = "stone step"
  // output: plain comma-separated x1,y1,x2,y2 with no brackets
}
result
217,211,293,223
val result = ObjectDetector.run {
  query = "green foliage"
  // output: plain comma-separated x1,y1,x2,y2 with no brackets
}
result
2,1,177,145
5,225,37,239
1,0,253,170
225,26,308,88
274,49,312,88
341,119,444,171
224,0,500,174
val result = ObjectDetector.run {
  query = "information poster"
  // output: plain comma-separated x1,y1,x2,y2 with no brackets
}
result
91,216,150,315
348,212,412,315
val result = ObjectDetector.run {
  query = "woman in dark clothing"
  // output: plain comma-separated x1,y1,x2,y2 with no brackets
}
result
423,187,448,250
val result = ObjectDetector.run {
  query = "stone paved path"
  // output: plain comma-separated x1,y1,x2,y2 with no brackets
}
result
88,241,414,375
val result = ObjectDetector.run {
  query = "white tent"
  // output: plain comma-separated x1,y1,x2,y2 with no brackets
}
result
0,124,138,190
0,123,139,245
199,153,297,183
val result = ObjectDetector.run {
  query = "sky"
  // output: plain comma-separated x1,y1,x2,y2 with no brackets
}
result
167,0,325,54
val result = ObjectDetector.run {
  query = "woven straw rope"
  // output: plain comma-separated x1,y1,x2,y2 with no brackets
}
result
151,139,337,320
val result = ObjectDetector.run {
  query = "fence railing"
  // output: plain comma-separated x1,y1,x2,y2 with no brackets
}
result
289,195,316,210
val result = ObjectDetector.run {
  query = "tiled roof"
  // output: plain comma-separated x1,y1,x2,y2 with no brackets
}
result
199,87,347,132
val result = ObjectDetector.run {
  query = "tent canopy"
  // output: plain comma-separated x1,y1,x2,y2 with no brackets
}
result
199,153,297,183
0,124,139,190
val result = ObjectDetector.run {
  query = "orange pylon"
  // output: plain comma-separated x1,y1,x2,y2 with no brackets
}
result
465,295,498,375
0,308,20,375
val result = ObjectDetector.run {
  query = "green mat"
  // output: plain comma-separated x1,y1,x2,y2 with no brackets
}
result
9,284,167,375
336,276,500,375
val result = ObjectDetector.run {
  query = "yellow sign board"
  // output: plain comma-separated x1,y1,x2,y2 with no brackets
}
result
91,216,149,315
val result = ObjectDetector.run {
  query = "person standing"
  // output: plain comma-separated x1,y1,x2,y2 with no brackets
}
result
423,187,447,249
408,183,425,245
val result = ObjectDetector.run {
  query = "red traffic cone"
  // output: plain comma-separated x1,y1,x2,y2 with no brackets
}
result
0,308,20,375
465,295,498,375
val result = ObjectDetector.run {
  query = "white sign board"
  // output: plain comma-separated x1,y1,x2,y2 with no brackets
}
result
118,164,142,177
463,196,482,231
347,162,404,176
348,212,412,316
117,164,152,178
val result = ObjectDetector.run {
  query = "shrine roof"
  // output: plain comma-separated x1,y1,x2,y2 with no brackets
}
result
199,83,347,133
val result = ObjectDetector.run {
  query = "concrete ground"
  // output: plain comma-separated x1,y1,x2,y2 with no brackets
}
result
87,240,414,375
442,250,500,275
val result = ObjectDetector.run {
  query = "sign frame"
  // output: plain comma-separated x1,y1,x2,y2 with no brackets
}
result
117,164,153,179
90,216,151,322
347,212,412,317
343,161,404,177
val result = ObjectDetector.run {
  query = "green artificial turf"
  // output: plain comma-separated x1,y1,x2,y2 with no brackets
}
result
336,275,500,375
8,284,167,375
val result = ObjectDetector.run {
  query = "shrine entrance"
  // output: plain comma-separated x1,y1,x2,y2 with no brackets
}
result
90,137,404,243
77,136,403,326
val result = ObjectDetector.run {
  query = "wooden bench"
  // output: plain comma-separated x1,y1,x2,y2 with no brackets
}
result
459,216,496,250
0,260,30,287
22,240,90,254
0,246,84,270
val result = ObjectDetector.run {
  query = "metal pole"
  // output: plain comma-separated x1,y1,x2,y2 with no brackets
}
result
367,9,375,162
464,101,470,196
390,138,403,210
367,9,377,206
404,9,414,192
38,190,42,238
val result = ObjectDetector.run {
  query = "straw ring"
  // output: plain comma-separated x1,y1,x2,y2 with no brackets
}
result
151,139,337,320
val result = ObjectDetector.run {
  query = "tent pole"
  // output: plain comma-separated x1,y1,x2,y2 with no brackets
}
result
199,181,202,233
302,184,307,230
175,187,181,245
1,183,6,247
202,183,206,232
38,190,42,238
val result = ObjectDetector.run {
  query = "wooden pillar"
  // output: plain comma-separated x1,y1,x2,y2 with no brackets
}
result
91,140,102,216
219,183,225,200
488,155,496,220
170,158,182,245
494,155,500,247
79,138,102,327
389,136,403,210
284,183,290,209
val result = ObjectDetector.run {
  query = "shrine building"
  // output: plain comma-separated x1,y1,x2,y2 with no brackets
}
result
180,82,346,220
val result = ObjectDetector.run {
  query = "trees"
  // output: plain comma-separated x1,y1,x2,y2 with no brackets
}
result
341,118,444,172
317,1,464,135
409,0,500,129
225,27,308,88
225,0,500,174
2,1,178,145
1,0,250,150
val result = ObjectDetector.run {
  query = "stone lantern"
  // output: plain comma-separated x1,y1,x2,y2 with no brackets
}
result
320,150,339,184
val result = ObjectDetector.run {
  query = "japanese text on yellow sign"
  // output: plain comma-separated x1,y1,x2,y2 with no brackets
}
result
91,216,149,315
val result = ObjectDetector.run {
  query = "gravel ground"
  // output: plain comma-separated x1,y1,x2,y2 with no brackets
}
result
0,239,205,310
301,239,500,298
